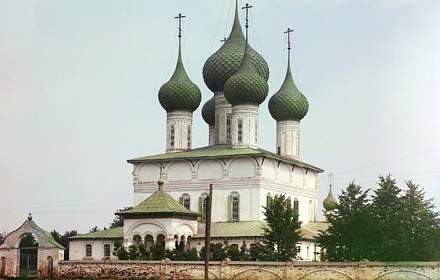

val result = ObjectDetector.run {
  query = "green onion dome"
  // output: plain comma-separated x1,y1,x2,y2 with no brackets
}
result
201,97,215,126
158,47,202,112
268,64,309,121
224,52,269,106
323,186,338,212
202,3,269,94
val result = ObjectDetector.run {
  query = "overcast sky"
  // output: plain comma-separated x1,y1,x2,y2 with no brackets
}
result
1,0,439,234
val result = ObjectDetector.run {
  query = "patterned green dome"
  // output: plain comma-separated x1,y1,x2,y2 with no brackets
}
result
224,52,269,106
202,3,269,93
158,48,201,112
201,97,215,126
268,64,309,121
323,186,337,212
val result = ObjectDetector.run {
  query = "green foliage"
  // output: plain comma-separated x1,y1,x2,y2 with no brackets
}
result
128,245,140,260
399,180,440,261
318,175,440,262
150,243,166,260
262,193,302,261
89,226,100,233
317,181,375,261
239,241,249,261
113,240,129,260
110,207,133,229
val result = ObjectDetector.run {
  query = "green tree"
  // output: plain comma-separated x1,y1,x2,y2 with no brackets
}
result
317,181,375,261
371,174,405,261
89,226,100,233
113,240,129,260
150,243,166,260
262,193,302,261
239,241,249,261
400,180,440,261
110,207,133,229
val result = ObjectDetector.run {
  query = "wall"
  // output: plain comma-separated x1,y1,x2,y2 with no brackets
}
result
57,259,440,280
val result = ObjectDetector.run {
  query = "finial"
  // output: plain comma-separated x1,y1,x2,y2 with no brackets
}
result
174,13,185,38
284,28,294,69
284,28,294,51
328,172,334,187
28,213,32,221
242,3,253,41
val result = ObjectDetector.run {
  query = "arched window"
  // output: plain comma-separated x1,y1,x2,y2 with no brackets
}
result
1,256,6,276
199,193,208,222
145,235,154,249
228,192,240,221
85,244,92,257
309,200,314,222
266,192,273,207
237,119,243,143
294,198,299,222
187,125,191,149
170,125,175,148
133,235,142,246
179,193,191,210
156,234,165,247
104,244,111,257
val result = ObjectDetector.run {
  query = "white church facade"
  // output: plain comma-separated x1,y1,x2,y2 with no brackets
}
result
68,1,333,262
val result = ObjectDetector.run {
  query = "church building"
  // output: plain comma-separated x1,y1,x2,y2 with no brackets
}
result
68,1,330,262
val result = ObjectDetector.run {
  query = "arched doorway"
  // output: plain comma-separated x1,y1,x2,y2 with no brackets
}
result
47,256,53,279
0,256,6,276
18,233,38,278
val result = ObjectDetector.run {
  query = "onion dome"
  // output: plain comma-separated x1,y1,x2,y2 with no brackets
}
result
158,35,201,112
268,33,309,121
201,97,215,126
323,186,338,212
224,51,269,105
202,1,269,93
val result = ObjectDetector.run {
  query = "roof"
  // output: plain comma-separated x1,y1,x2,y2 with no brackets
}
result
68,222,329,241
69,227,123,240
27,219,64,249
117,183,200,220
194,221,267,238
128,144,323,172
301,221,330,240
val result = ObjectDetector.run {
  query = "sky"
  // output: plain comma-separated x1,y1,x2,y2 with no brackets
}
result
1,0,439,234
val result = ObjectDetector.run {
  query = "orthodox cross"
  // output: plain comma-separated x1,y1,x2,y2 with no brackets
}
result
241,3,253,29
284,28,294,51
221,37,227,44
328,172,334,186
174,13,185,38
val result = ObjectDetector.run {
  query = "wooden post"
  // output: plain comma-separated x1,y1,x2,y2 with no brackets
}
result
204,184,213,280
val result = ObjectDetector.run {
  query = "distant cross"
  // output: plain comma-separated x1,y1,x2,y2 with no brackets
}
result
221,37,227,44
284,28,294,50
241,3,253,29
328,172,334,186
174,13,186,38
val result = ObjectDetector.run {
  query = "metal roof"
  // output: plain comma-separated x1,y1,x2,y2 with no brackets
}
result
128,144,323,172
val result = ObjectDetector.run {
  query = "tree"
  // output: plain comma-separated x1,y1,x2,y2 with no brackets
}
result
110,207,133,229
317,181,375,261
371,174,405,261
262,193,302,261
113,240,129,260
89,226,100,233
0,230,8,244
399,180,440,261
150,243,165,260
